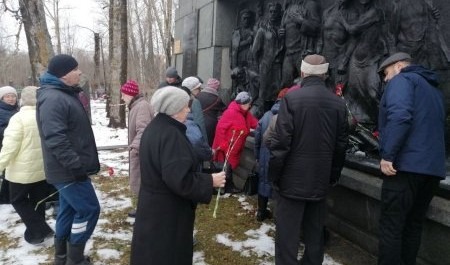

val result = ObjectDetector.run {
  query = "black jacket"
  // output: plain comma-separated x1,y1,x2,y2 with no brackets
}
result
131,113,213,265
37,73,99,184
157,76,182,88
269,76,348,200
0,100,18,150
196,88,226,146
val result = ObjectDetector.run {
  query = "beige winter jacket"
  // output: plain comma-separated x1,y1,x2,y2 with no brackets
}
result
0,106,45,184
128,96,154,194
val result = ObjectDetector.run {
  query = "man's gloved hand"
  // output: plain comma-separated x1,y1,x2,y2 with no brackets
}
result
75,174,88,182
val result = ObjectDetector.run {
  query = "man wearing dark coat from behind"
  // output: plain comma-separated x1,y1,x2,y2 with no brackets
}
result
269,54,348,265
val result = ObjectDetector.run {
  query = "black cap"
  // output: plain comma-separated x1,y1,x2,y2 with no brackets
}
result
48,54,79,78
378,52,412,73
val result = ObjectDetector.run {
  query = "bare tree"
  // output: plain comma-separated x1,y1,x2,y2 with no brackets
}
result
127,0,161,93
43,0,62,54
19,0,54,84
149,0,174,68
108,0,127,128
1,0,54,85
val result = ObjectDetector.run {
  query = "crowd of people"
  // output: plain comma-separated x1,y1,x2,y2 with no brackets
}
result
0,50,445,265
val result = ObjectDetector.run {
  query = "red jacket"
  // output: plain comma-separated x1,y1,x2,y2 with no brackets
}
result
212,101,258,169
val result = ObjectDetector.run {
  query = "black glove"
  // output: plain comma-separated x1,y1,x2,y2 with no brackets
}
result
74,174,88,182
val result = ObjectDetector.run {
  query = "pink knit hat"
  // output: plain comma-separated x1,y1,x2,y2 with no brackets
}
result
121,80,139,96
207,78,220,90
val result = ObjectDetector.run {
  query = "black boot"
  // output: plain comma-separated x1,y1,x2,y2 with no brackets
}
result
54,237,67,265
224,167,242,194
256,195,272,222
66,243,92,265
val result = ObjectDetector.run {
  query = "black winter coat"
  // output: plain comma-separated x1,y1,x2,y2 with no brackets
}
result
36,75,99,184
269,76,348,200
157,76,183,88
197,88,226,146
130,113,213,265
0,100,18,150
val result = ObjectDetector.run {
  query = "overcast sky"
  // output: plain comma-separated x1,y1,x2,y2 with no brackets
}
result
1,0,104,52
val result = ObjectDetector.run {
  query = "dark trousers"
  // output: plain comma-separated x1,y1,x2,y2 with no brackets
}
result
9,180,53,242
378,172,440,265
275,193,326,265
0,173,10,204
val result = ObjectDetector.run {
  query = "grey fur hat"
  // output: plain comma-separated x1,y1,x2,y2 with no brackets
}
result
235,91,252,105
182,76,202,92
151,86,190,116
20,86,38,106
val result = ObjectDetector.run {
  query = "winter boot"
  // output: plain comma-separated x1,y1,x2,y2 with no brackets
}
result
224,167,242,194
54,237,67,265
66,243,92,265
256,195,272,222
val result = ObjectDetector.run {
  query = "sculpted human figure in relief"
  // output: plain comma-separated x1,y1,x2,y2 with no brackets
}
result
388,0,449,70
280,0,321,87
230,9,255,70
252,2,284,117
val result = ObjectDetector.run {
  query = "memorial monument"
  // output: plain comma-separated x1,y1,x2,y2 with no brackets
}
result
220,0,450,164
173,2,450,262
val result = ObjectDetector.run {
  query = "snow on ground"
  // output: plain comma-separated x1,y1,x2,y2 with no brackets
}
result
0,99,342,265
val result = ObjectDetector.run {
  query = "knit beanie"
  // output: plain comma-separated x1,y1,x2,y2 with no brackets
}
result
166,67,179,78
235,91,252,104
0,86,18,100
300,54,329,75
121,80,139,97
182,77,202,92
20,86,38,106
48,54,79,78
151,86,190,116
207,78,220,90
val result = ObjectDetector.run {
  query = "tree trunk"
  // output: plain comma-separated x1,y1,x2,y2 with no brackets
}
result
149,0,174,68
164,0,173,67
92,32,101,99
108,0,127,128
19,0,54,85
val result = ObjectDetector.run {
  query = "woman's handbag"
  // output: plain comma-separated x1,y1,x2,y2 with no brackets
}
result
244,165,259,196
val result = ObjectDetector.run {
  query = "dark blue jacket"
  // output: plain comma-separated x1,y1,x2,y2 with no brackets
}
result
0,100,18,150
185,113,212,164
379,65,446,179
37,73,100,184
254,101,280,198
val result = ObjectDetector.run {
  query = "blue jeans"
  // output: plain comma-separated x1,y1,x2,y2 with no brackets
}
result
53,179,100,244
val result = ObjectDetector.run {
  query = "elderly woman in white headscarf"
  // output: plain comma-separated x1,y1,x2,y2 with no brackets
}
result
0,86,54,244
130,86,226,265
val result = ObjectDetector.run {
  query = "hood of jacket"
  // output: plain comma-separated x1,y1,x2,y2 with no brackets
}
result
401,65,439,87
270,101,280,115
